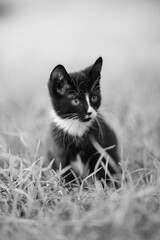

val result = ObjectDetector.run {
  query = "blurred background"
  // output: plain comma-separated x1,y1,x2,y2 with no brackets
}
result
1,0,160,161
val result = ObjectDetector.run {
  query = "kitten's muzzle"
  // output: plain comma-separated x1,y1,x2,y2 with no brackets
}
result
83,112,92,122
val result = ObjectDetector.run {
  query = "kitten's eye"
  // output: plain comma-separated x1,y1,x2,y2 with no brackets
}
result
71,99,80,106
91,95,98,102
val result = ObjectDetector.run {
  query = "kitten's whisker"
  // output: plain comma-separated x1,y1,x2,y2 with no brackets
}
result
71,76,81,95
91,76,100,88
91,85,100,94
90,76,100,92
100,105,118,111
99,108,119,122
91,90,100,95
77,79,84,92
95,116,104,141
60,113,78,119
75,75,82,93
68,89,78,96
97,114,114,137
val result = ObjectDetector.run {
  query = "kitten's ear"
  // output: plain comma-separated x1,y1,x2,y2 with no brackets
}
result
88,57,103,80
48,65,71,96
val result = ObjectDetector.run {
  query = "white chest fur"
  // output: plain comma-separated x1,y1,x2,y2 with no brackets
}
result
49,109,94,137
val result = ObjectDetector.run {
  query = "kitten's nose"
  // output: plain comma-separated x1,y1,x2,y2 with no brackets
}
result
87,112,92,116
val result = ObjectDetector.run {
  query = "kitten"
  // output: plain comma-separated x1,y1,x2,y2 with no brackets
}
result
44,57,121,185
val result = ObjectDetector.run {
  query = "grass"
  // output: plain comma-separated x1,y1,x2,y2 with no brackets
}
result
1,84,160,240
0,155,160,240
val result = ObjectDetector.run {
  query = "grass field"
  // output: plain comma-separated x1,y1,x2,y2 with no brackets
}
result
1,0,160,239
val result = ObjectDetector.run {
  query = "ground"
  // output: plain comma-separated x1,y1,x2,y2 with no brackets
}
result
1,0,160,239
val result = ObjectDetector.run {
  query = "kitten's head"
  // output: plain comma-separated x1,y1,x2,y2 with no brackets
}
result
48,57,103,136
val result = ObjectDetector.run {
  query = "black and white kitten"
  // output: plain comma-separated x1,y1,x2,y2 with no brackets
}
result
45,57,121,185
